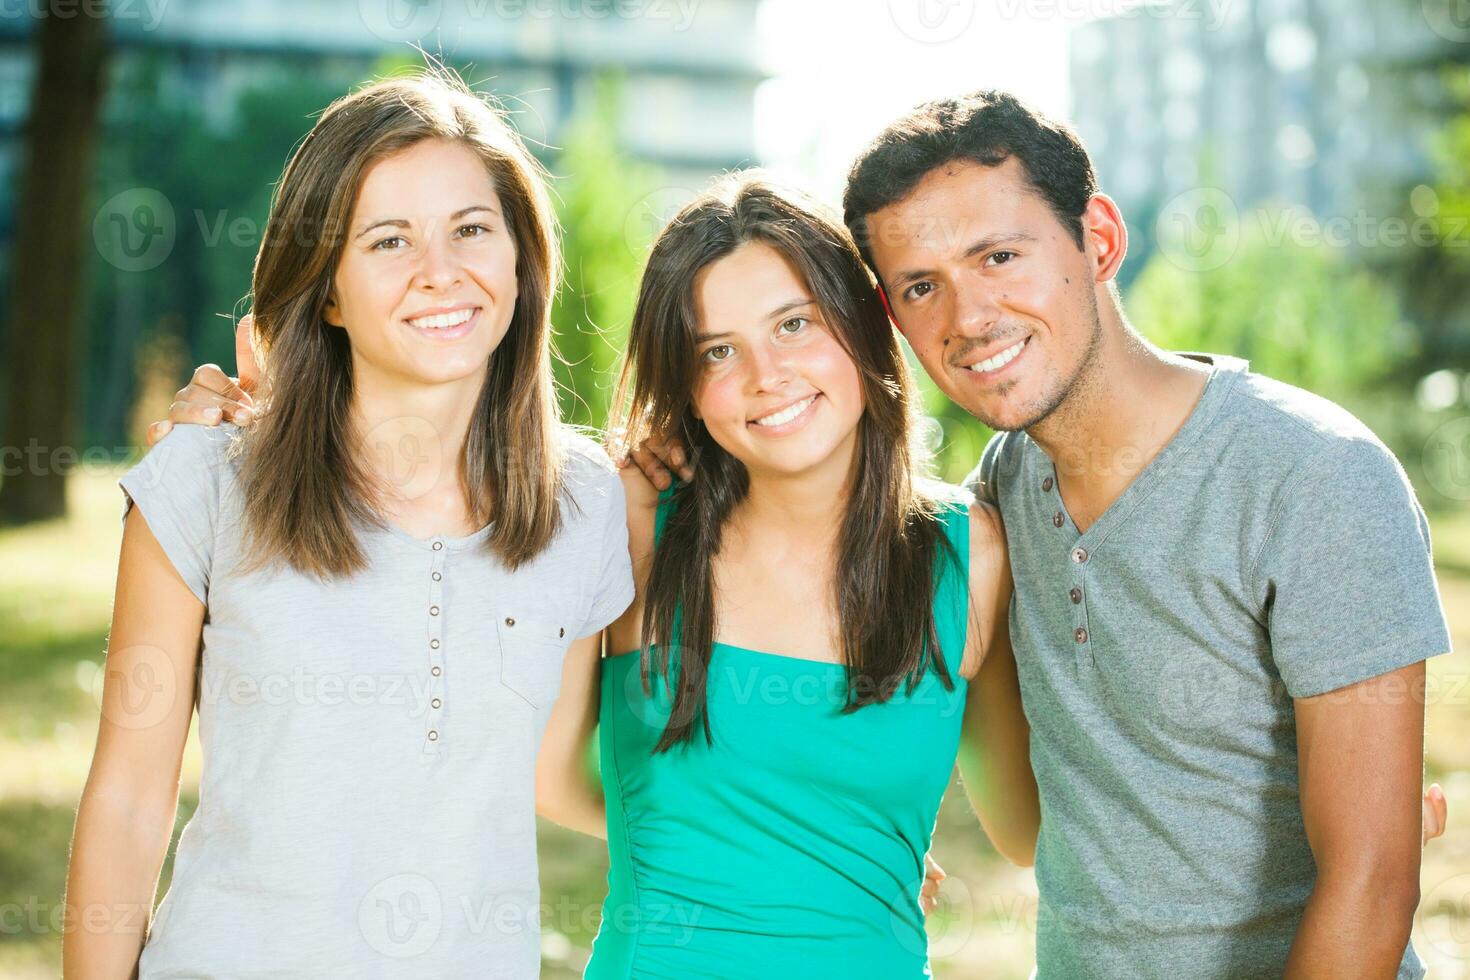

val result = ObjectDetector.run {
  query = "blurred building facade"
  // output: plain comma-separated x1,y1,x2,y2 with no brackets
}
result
1068,0,1444,277
0,0,766,216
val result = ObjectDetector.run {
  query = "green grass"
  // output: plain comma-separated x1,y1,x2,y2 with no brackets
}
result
2,467,1468,977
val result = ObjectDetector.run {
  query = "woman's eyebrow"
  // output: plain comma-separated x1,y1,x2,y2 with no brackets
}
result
353,204,501,241
354,218,409,241
764,297,815,321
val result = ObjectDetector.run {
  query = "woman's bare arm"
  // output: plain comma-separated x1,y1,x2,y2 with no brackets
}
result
63,508,202,978
534,632,609,838
533,464,661,838
956,500,1039,867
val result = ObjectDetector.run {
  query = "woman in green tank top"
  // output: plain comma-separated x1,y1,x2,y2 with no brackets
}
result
535,172,1039,978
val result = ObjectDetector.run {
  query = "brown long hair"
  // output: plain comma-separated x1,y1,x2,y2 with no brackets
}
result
235,70,565,577
610,173,963,752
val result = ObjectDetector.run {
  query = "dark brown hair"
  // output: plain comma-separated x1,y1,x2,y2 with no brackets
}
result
236,69,566,577
843,89,1097,268
610,172,963,751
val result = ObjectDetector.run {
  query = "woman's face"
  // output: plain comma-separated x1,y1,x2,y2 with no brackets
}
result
689,241,866,481
326,138,519,392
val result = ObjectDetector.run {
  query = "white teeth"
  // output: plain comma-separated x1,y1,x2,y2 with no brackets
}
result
407,308,474,330
967,338,1026,373
752,395,816,428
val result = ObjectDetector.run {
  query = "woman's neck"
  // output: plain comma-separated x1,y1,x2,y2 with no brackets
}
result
729,431,857,556
348,364,485,530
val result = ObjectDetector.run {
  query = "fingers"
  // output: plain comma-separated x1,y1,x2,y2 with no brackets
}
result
920,852,946,915
627,443,673,491
145,419,173,447
235,314,260,394
648,438,695,483
1423,783,1447,846
180,362,255,425
191,362,254,408
920,877,940,915
168,383,251,426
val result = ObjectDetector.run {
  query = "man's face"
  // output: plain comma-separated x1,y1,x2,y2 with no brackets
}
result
866,157,1105,432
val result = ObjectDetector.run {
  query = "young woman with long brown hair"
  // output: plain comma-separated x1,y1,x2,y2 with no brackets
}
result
573,173,1038,977
64,71,633,977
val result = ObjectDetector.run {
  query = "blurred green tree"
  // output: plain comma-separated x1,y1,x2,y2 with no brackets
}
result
1129,211,1415,402
548,76,659,435
0,6,109,524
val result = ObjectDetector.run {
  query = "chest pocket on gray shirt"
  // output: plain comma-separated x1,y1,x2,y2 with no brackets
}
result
497,613,572,708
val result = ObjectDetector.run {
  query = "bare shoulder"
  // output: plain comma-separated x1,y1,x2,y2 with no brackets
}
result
968,498,1007,563
607,464,659,656
968,498,1010,598
961,496,1012,679
618,456,663,513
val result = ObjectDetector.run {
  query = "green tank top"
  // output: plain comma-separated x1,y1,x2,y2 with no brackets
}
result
587,484,972,978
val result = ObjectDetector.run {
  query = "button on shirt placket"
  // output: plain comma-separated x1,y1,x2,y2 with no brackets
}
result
1070,545,1091,665
1045,469,1094,669
425,538,447,754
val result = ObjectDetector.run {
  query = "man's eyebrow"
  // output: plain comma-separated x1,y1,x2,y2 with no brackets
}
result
353,204,501,241
886,232,1038,292
961,232,1036,261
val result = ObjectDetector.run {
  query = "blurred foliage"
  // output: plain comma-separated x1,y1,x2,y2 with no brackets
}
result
548,77,657,432
84,54,347,446
80,57,653,449
1129,210,1416,402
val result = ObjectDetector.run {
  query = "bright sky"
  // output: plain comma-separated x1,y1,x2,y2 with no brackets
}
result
754,0,1078,206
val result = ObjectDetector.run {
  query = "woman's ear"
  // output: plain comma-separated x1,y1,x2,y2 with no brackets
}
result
322,286,345,328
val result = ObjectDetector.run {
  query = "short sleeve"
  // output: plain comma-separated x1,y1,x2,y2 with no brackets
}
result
119,424,230,605
963,430,1008,506
1253,437,1453,698
576,466,635,639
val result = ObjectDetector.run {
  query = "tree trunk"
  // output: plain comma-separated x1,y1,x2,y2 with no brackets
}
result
0,5,110,524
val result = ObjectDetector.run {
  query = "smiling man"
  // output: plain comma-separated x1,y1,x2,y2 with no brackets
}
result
842,91,1453,979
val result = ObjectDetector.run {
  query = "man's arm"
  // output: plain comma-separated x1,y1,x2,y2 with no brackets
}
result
1283,662,1425,978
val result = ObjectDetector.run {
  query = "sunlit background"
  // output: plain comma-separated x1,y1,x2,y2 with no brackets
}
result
0,0,1467,976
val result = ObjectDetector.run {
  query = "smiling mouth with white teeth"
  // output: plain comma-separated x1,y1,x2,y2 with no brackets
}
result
405,307,478,331
749,393,820,429
963,336,1029,375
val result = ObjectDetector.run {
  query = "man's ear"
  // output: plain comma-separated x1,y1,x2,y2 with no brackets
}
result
1082,193,1128,285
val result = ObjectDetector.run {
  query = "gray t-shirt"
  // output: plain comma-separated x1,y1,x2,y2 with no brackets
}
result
120,422,634,978
966,353,1452,979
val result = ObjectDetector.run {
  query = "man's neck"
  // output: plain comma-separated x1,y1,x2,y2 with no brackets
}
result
1027,326,1212,530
